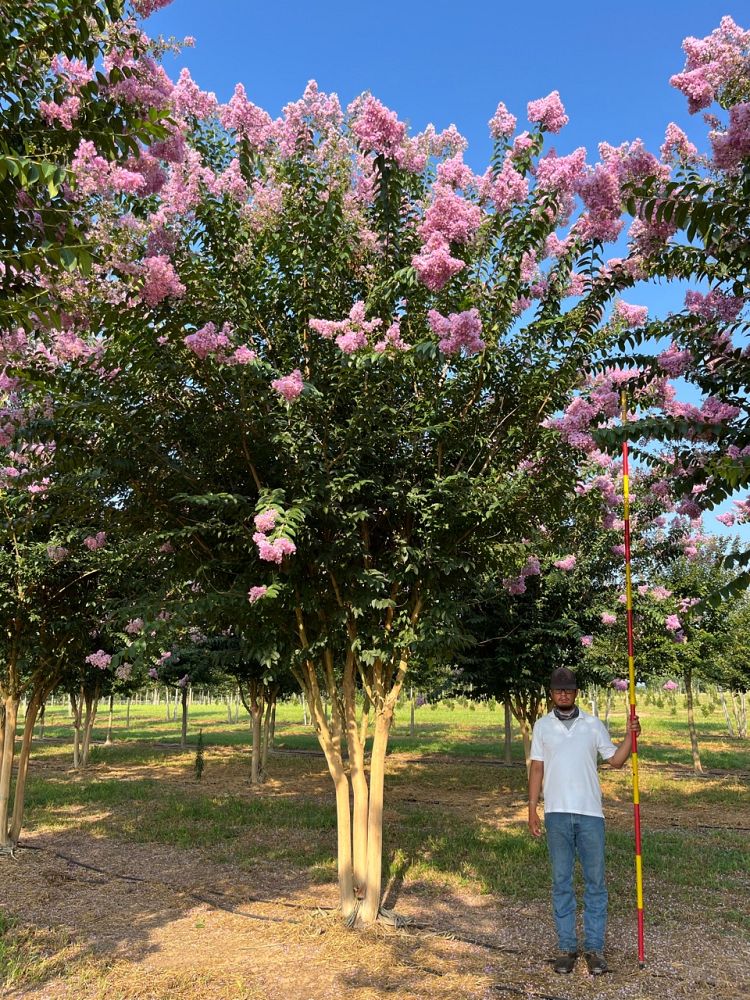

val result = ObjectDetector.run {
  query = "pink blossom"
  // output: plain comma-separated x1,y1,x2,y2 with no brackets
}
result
489,101,517,139
256,536,297,564
47,545,69,562
125,618,144,635
86,650,112,670
436,155,477,190
580,635,593,647
350,95,406,158
601,612,617,625
39,95,81,130
412,235,465,291
711,102,750,170
651,587,673,601
483,158,529,213
611,544,626,558
248,585,268,603
554,555,576,571
503,576,527,595
527,91,568,133
521,557,541,577
658,343,693,377
184,322,231,360
374,321,410,353
665,615,682,633
254,509,277,533
663,680,679,692
271,369,304,402
132,0,175,16
428,308,485,355
660,123,697,162
419,185,482,245
171,68,217,120
220,84,274,149
225,345,258,365
685,288,744,322
535,147,587,200
148,667,159,679
84,531,107,550
612,678,628,691
613,300,648,328
716,511,736,526
670,17,750,114
140,255,186,308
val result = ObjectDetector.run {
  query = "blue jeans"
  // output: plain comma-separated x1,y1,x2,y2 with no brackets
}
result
544,812,607,953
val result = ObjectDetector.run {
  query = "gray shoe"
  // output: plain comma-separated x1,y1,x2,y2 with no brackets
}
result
584,951,609,975
553,952,578,974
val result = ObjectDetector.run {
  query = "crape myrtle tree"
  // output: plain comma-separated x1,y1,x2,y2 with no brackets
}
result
31,73,663,924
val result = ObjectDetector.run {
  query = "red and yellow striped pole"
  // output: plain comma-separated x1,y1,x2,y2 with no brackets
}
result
620,389,645,968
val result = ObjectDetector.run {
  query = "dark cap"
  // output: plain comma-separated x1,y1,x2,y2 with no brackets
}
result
550,667,578,690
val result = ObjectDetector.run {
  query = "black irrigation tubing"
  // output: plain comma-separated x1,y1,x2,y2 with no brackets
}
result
16,842,305,925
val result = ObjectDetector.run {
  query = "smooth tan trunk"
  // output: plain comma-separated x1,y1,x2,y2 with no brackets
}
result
503,697,512,764
9,695,41,844
359,710,391,924
180,687,188,748
261,695,273,777
0,697,19,847
71,690,83,769
105,694,114,744
685,668,703,774
80,691,99,767
250,707,262,784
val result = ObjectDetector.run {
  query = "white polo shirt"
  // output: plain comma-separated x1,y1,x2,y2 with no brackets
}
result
530,710,617,818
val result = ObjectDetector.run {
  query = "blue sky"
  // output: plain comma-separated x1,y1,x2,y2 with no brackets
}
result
144,1,749,539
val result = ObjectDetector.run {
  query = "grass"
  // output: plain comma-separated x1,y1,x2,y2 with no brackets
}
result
4,695,749,994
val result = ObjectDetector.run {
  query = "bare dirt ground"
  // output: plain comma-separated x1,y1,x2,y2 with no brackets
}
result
1,747,748,1000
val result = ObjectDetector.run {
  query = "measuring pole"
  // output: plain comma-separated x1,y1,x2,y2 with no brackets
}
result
620,389,645,967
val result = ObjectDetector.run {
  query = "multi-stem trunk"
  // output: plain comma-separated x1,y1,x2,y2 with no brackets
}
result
9,692,42,845
684,667,703,775
80,684,101,767
71,689,83,768
0,696,20,850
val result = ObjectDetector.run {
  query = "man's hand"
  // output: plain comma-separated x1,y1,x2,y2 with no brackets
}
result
629,714,641,737
528,805,543,838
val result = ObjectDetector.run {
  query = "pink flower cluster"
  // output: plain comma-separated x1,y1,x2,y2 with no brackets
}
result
660,123,697,163
658,343,694,377
248,585,268,603
219,83,274,150
601,612,617,625
665,615,682,632
271,369,304,401
140,255,186,308
663,680,679,692
502,555,541,595
711,102,750,171
350,95,407,158
412,235,465,291
527,91,568,133
171,68,218,120
685,288,745,323
47,545,69,562
254,534,296,563
39,96,81,130
580,635,593,647
482,157,529,214
554,555,576,571
310,303,409,355
184,322,231,360
420,185,482,245
489,101,517,139
670,16,750,113
125,618,144,635
86,650,112,670
612,678,629,691
613,300,648,328
132,0,175,16
84,531,107,550
427,308,485,355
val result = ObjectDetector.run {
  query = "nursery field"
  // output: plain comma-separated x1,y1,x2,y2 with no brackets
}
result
0,698,748,1000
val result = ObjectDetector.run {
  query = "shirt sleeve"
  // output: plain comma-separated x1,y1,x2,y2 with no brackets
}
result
530,719,545,761
596,719,617,760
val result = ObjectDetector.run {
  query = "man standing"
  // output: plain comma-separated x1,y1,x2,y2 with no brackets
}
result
528,666,641,976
